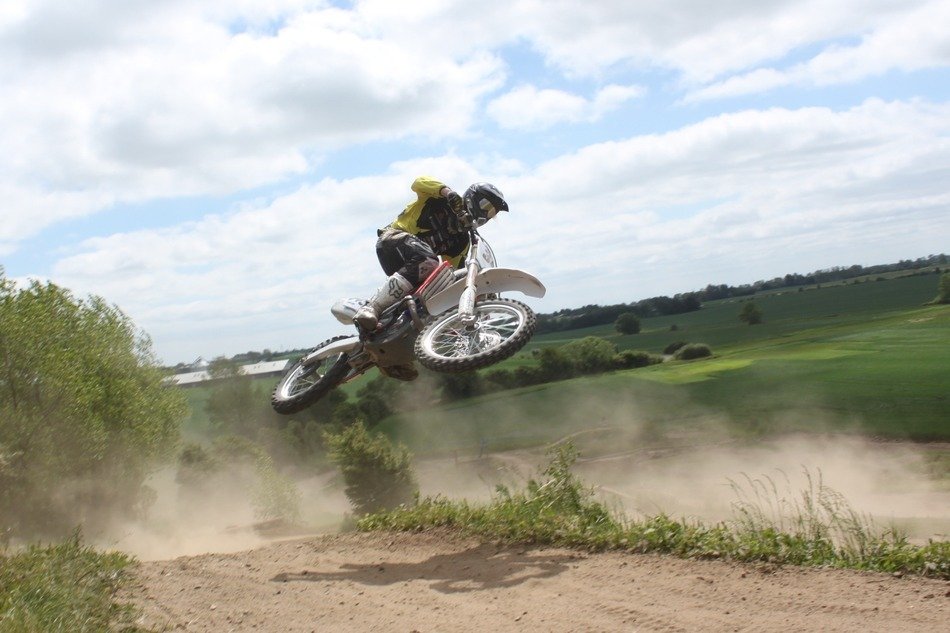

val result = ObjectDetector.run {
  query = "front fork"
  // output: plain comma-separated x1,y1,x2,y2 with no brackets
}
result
457,260,479,325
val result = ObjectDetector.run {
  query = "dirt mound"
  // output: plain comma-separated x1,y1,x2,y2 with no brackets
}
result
132,530,949,632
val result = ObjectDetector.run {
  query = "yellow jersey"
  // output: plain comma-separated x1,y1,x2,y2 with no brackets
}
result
387,176,470,267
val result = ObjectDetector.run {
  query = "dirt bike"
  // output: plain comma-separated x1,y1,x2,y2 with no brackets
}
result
270,224,546,414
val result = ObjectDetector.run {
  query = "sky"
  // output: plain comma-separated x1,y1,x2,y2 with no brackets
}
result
1,0,948,365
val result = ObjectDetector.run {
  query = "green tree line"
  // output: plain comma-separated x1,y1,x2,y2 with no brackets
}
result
535,254,945,335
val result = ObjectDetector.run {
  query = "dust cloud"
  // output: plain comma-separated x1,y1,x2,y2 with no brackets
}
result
98,467,350,562
411,435,949,542
99,390,947,560
404,390,950,543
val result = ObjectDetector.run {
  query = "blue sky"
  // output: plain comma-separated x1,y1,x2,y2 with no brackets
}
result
2,0,948,364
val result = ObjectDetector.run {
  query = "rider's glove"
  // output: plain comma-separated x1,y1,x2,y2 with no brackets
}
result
444,189,463,214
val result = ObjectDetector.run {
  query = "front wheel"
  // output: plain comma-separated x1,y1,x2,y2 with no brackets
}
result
415,298,536,373
271,336,352,414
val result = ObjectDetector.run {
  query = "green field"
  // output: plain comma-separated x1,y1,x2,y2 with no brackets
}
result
180,273,948,449
530,272,942,354
377,273,949,454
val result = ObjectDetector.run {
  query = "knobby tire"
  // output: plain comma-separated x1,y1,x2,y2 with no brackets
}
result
271,335,352,414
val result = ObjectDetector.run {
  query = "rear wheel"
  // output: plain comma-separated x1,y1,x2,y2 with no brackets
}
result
414,298,536,372
271,336,352,414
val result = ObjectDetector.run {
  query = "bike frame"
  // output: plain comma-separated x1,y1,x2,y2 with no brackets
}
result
298,228,545,370
422,228,545,317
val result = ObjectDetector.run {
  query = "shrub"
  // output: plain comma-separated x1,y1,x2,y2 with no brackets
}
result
360,447,950,580
0,271,185,539
354,375,400,426
536,346,576,381
483,368,515,390
0,534,141,631
439,371,484,401
175,437,300,523
561,336,617,374
934,272,950,304
324,421,417,515
663,341,688,355
614,350,662,369
674,344,713,361
513,365,544,387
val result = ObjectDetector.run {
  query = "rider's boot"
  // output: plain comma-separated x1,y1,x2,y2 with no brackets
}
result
353,273,414,332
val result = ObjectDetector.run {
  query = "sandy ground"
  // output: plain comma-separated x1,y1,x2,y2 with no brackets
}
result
132,530,950,633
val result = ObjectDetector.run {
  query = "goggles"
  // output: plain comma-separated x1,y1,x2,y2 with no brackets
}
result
478,199,498,225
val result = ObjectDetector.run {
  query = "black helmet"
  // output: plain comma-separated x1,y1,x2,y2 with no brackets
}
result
463,182,508,226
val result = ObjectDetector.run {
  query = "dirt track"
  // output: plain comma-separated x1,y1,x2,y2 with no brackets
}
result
133,530,949,632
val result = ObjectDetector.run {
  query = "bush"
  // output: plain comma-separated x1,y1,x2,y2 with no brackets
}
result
483,368,516,391
361,446,950,580
0,534,140,631
674,344,713,361
536,346,576,381
439,371,484,401
663,341,688,355
614,350,662,369
205,357,279,438
175,437,300,523
934,272,950,304
561,337,617,375
0,271,185,539
324,421,417,515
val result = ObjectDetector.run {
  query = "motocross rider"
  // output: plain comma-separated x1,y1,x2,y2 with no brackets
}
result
353,177,508,378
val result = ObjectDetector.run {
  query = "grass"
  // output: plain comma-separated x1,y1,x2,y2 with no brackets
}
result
378,299,949,455
175,274,946,443
359,443,950,579
0,534,143,633
529,272,942,355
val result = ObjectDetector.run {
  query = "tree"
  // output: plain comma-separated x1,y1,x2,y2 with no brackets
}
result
324,421,417,515
205,357,275,437
438,371,484,401
934,272,950,304
354,375,401,426
738,300,764,325
537,346,575,382
614,312,641,335
0,270,186,538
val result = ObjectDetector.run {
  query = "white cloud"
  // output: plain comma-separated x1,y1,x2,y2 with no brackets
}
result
44,98,950,362
488,84,644,130
0,1,505,247
685,1,950,101
3,1,949,362
3,0,947,254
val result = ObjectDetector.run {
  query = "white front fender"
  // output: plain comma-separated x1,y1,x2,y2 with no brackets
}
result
423,267,546,315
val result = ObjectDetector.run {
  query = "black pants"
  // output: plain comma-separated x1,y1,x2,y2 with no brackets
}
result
375,229,439,287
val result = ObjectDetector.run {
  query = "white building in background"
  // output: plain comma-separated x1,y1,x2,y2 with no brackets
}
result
166,359,289,387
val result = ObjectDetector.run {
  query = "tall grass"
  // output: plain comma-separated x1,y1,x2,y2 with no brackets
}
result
729,470,876,564
359,444,950,579
0,533,143,632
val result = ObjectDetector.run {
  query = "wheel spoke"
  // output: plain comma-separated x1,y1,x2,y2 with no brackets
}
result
280,357,336,398
422,303,526,360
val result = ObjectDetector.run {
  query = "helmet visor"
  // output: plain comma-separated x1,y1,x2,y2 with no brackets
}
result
476,199,498,225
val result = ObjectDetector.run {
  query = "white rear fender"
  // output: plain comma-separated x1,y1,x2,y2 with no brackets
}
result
301,336,360,366
423,267,546,315
331,298,367,325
